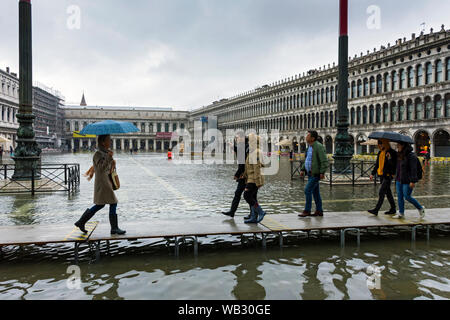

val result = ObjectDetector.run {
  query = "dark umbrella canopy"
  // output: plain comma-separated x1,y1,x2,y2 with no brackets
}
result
368,131,413,144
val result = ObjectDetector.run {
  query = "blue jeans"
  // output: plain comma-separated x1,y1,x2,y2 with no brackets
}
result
395,182,422,214
89,204,117,216
304,174,323,212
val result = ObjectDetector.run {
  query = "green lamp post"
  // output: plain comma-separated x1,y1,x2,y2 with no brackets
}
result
333,0,353,172
12,0,41,181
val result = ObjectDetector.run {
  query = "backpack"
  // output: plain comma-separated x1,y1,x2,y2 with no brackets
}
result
409,153,423,181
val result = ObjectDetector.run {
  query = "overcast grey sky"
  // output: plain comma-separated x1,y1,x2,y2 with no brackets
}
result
0,0,448,110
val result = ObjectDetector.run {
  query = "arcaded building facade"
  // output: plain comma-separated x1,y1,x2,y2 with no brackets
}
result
190,27,450,157
63,105,189,151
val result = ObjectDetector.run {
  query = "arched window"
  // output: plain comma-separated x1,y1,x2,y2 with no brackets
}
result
446,95,450,117
425,97,432,119
447,58,450,81
376,105,381,123
436,60,443,82
399,69,406,89
407,67,414,88
417,65,423,86
351,81,356,99
357,79,362,97
330,86,334,102
392,71,397,90
326,87,329,103
425,62,432,84
415,99,423,120
370,77,375,95
398,101,405,121
434,96,442,118
363,106,368,124
350,108,355,125
391,103,397,122
74,121,79,132
330,111,333,127
325,111,329,127
369,106,374,124
363,78,368,96
384,73,390,92
383,104,389,122
376,75,382,94
356,107,361,125
321,89,324,104
407,100,413,120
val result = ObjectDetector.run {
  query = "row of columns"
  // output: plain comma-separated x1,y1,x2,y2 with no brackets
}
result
69,138,176,151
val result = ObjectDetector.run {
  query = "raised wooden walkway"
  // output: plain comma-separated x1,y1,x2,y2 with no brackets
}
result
0,208,449,263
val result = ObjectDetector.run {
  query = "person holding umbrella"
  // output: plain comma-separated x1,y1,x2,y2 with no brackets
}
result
368,139,397,216
75,120,139,235
393,141,425,219
75,134,126,235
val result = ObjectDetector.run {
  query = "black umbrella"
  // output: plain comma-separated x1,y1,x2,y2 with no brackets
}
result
368,131,414,144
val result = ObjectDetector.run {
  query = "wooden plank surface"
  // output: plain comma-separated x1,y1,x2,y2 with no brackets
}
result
0,208,449,246
261,208,450,231
88,216,272,241
0,221,99,246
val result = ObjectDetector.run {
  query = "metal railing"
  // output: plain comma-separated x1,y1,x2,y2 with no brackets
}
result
290,159,378,186
0,163,80,195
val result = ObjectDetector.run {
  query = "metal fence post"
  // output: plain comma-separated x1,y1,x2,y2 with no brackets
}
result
329,163,333,187
352,163,355,186
64,164,67,185
31,168,35,196
3,164,6,179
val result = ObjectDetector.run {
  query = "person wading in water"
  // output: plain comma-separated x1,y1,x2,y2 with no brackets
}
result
368,139,397,216
75,134,126,235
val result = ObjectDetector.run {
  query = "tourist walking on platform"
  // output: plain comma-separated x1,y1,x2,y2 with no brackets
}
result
75,134,126,235
393,141,425,219
243,133,266,224
222,134,252,219
368,139,397,216
298,131,329,217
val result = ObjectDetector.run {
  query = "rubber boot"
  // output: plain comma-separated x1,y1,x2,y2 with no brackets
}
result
255,204,266,223
109,213,126,235
244,206,258,224
74,208,95,233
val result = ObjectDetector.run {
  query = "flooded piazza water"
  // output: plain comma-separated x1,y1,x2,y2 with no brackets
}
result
0,152,450,300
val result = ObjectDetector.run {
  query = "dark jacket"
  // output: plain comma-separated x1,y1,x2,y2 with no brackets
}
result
234,140,249,180
371,148,397,177
397,147,419,184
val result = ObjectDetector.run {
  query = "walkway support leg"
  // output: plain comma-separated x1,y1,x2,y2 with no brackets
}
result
262,233,266,249
95,241,101,262
279,232,283,248
74,242,80,264
341,228,361,247
194,236,198,256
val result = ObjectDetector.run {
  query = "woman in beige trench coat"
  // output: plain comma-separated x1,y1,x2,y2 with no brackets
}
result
75,135,126,235
243,133,267,224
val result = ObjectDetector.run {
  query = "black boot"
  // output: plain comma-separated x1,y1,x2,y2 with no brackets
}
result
221,211,235,218
109,214,126,235
384,208,396,215
74,208,95,233
368,209,378,216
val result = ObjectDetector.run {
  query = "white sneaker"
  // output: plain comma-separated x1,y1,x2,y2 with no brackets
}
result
418,206,425,219
392,214,405,219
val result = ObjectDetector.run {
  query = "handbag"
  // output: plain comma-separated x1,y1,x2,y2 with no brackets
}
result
109,168,120,190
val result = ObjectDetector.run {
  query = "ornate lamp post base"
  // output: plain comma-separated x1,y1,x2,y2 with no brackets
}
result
333,123,354,173
12,113,41,181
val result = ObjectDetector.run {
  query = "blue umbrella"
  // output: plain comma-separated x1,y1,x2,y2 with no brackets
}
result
79,120,140,136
